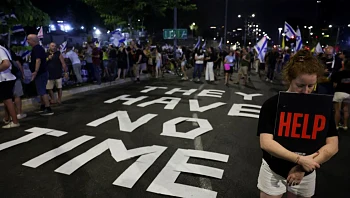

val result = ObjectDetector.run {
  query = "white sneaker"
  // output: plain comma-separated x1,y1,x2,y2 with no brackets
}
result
2,122,20,129
2,118,11,124
17,114,27,120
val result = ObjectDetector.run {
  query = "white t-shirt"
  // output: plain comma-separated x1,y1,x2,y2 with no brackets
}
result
66,50,81,65
195,53,204,64
0,46,16,82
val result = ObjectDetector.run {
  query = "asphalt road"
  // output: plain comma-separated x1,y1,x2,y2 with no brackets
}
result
0,73,349,198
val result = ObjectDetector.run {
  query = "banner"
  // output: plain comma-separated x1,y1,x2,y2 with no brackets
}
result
274,92,333,155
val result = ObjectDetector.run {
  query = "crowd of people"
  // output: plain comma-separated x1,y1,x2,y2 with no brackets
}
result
1,34,349,132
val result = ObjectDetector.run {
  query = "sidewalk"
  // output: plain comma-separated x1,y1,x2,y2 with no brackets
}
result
0,76,149,111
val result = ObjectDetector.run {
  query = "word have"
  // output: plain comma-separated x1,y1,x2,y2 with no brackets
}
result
277,112,326,140
104,91,263,118
0,127,229,198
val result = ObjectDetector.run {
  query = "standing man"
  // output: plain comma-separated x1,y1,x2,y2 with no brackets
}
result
85,42,94,82
0,44,20,128
46,42,67,104
266,47,279,83
27,34,54,115
90,42,101,84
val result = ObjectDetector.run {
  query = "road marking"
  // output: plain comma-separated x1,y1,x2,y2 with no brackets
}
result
193,84,213,190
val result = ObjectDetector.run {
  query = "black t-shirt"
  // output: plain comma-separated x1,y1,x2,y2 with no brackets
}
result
206,53,216,62
267,51,279,65
109,48,117,59
331,70,350,94
46,51,63,80
30,45,47,74
257,94,338,178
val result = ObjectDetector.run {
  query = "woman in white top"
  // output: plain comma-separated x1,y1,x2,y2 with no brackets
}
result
224,51,235,86
191,48,204,82
0,45,20,128
155,47,162,78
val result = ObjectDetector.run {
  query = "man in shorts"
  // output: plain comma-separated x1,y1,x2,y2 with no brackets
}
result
27,34,54,116
234,48,250,85
46,42,67,104
0,44,20,128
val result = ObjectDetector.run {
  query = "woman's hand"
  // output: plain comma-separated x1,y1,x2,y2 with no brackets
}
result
287,165,305,186
298,152,320,172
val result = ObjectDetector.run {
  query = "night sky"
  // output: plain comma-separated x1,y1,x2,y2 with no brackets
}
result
31,0,349,42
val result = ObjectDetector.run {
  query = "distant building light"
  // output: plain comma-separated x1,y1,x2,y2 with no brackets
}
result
238,15,242,18
49,24,56,31
57,21,63,23
64,24,72,32
306,41,309,43
93,27,97,30
210,26,216,29
322,32,324,35
107,30,110,34
237,28,242,31
138,19,141,22
232,30,236,32
259,34,261,36
348,24,350,27
317,1,321,3
324,35,330,37
304,26,307,28
310,32,314,35
322,45,324,48
202,39,205,41
214,37,216,40
249,42,251,45
81,26,84,30
226,41,229,44
328,25,332,28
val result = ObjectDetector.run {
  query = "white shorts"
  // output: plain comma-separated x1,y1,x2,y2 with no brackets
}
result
333,92,350,103
46,78,62,89
257,159,316,197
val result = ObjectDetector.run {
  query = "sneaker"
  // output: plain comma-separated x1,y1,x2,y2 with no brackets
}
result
36,105,45,113
2,118,11,124
266,78,269,82
40,107,54,116
2,122,20,129
17,114,27,120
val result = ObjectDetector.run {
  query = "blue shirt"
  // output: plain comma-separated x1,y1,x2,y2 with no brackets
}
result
225,55,235,66
30,45,47,75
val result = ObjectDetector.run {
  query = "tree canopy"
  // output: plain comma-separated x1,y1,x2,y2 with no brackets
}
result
82,0,196,29
0,0,50,34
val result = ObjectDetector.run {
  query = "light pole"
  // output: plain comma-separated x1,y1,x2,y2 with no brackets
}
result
190,22,197,37
238,13,255,47
278,27,282,46
224,0,228,46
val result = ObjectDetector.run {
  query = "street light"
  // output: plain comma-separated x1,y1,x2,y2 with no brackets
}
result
80,26,84,30
238,15,241,18
252,14,255,18
93,27,96,30
210,26,216,29
329,25,332,28
310,32,314,35
278,28,283,46
237,28,242,31
348,24,350,27
322,32,325,35
304,26,307,28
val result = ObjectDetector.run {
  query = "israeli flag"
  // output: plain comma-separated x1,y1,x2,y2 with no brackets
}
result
315,42,323,54
202,40,206,49
218,37,223,51
295,28,303,51
254,37,268,63
60,41,67,53
37,26,43,39
194,37,200,49
21,37,31,59
284,21,296,41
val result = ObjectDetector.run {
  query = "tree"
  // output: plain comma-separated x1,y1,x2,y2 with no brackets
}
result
0,0,50,34
82,0,196,31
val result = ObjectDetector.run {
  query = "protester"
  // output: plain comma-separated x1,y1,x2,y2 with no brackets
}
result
46,42,67,104
191,48,204,82
90,42,101,84
235,48,250,85
224,51,235,86
257,50,338,198
205,47,215,82
180,46,188,80
0,44,20,128
155,47,162,78
65,46,83,86
266,47,279,83
331,58,350,130
27,34,54,116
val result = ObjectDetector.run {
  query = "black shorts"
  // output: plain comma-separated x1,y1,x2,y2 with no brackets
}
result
0,80,15,101
259,63,266,70
224,66,233,74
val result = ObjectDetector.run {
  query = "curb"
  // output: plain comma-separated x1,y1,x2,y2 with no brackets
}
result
6,76,149,108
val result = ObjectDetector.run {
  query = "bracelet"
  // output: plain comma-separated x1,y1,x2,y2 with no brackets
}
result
295,155,300,164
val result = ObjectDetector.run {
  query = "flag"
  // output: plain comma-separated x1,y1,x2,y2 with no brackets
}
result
202,40,206,49
194,37,200,49
295,28,303,51
20,36,31,59
315,42,323,54
0,13,24,35
282,35,285,49
218,37,223,51
284,21,296,41
37,26,43,39
60,41,67,53
254,37,268,63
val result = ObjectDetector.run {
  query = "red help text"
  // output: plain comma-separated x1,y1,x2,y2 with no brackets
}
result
277,112,326,140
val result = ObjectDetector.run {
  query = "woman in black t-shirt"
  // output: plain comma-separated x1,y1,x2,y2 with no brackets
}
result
257,50,339,198
331,59,350,130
